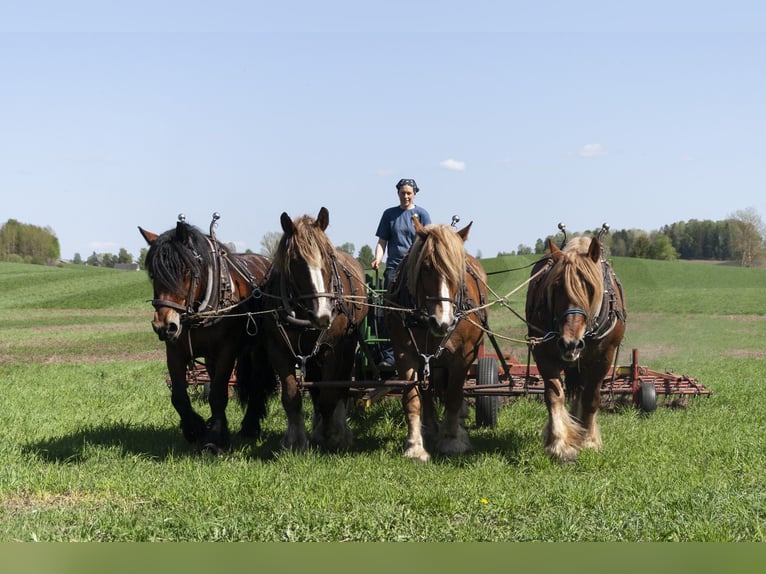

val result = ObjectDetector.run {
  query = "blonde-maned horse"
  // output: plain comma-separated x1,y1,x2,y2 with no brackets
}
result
525,235,626,462
385,218,488,462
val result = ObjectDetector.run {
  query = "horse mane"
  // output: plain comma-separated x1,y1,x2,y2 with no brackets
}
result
145,223,217,296
547,236,604,320
405,223,466,295
273,214,334,276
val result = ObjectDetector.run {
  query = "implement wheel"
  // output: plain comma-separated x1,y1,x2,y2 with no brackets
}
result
637,381,657,413
475,357,500,428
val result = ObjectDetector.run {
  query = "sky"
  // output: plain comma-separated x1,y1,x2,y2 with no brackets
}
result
2,1,765,261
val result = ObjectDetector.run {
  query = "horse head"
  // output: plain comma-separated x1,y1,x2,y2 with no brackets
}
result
139,222,208,342
545,236,603,362
407,217,472,337
275,206,336,329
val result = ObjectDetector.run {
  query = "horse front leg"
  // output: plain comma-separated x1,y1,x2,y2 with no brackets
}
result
279,369,308,451
166,347,206,444
543,376,585,462
200,352,235,455
402,383,430,462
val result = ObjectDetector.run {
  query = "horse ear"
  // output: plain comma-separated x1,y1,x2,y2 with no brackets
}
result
547,238,561,255
413,215,427,237
138,227,158,245
316,207,330,231
588,237,601,262
280,212,294,235
457,221,473,242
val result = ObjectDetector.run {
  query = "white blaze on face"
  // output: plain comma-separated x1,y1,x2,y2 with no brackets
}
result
435,275,454,326
309,264,333,320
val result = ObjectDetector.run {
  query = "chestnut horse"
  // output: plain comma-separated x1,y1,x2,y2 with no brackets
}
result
525,235,627,462
258,207,367,450
385,219,488,462
139,215,274,453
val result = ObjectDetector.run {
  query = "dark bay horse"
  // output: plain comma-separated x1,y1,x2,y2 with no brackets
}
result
385,218,488,462
139,215,274,453
257,207,367,450
525,235,627,462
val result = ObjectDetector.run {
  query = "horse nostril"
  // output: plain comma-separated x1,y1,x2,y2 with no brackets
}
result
308,311,330,329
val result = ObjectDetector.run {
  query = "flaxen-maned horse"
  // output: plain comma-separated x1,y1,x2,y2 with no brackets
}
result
525,235,626,462
385,218,488,462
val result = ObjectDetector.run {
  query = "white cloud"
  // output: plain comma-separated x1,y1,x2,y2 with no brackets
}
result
439,158,466,171
578,143,607,158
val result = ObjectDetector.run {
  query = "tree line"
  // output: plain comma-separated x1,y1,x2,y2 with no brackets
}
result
515,208,765,267
3,209,765,269
0,219,60,265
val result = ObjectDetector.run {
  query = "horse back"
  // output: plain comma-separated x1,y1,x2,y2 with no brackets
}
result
235,252,271,284
334,249,368,325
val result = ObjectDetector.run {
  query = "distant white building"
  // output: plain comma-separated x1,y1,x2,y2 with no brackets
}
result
114,263,140,271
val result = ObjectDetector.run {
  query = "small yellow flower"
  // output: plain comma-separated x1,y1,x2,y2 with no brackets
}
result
480,498,488,504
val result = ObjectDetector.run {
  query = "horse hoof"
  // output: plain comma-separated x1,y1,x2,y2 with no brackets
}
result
239,424,262,441
404,445,431,463
437,438,472,456
545,442,580,463
200,443,225,456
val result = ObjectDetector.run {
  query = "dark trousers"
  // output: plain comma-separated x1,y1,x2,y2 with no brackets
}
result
378,265,397,364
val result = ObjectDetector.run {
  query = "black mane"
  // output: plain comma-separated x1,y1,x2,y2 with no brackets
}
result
145,223,219,297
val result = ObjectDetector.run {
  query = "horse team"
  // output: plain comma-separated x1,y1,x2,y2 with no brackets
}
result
139,208,626,463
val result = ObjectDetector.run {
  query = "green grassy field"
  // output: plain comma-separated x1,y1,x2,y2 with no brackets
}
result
0,258,764,541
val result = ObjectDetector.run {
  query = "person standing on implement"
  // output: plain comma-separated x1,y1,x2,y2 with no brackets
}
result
371,178,432,368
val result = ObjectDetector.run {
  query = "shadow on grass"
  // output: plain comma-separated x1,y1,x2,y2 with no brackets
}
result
23,399,534,465
23,423,287,463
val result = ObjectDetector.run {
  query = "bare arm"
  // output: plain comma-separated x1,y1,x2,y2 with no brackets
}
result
372,238,387,269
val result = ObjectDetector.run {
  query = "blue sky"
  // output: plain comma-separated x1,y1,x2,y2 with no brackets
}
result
2,1,764,261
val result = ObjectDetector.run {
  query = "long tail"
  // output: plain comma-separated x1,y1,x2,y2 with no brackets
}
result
235,337,278,439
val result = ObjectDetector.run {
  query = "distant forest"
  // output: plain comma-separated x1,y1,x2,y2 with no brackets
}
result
511,208,765,268
0,219,60,265
2,208,765,268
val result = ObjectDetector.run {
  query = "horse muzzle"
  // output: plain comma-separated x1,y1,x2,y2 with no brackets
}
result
152,312,182,342
557,336,585,362
427,314,456,338
308,311,332,329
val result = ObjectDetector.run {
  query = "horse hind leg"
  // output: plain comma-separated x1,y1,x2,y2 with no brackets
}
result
436,375,472,456
570,384,603,452
311,391,353,451
543,377,585,462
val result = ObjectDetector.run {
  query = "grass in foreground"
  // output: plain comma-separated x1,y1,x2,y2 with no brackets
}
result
0,260,765,541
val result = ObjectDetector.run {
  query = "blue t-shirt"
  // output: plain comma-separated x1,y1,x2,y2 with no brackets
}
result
375,205,432,269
